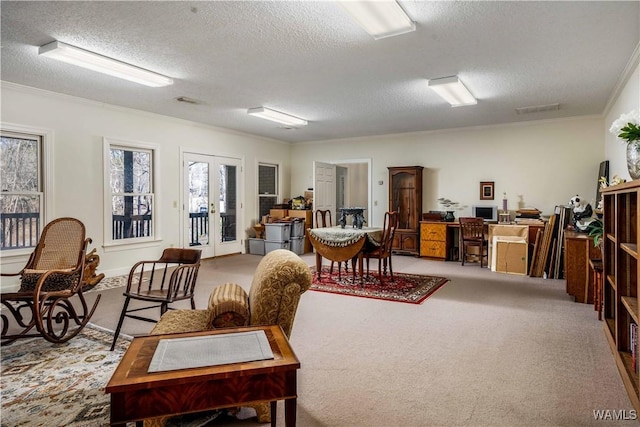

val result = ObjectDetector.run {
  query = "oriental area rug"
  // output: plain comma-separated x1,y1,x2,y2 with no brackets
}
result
0,325,130,427
310,266,449,304
1,325,223,427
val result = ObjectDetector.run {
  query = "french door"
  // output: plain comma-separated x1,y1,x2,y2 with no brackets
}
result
183,153,242,258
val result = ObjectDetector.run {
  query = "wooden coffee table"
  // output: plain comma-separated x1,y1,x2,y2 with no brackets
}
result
106,325,300,426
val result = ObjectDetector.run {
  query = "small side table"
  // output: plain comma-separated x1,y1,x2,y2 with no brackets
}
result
106,325,299,426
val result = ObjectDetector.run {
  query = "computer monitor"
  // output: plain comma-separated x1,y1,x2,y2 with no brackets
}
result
472,205,498,222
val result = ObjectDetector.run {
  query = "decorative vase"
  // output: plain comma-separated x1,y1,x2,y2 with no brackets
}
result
626,140,640,180
444,211,455,222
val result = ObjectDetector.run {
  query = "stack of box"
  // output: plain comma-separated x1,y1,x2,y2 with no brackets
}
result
289,219,305,255
265,223,291,254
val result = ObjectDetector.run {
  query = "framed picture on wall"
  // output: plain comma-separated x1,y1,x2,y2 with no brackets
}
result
480,181,494,200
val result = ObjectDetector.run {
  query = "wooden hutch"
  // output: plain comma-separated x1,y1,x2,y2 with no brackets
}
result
388,166,423,255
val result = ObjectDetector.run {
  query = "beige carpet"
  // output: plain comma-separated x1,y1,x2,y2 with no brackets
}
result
86,253,636,426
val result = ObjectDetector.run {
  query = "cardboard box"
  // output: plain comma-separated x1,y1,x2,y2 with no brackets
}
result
488,224,528,263
269,209,288,220
492,237,528,275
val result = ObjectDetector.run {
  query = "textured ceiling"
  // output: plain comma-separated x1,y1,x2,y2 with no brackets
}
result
1,1,639,143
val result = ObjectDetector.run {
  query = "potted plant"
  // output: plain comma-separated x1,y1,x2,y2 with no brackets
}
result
610,109,640,179
437,198,458,222
587,218,604,249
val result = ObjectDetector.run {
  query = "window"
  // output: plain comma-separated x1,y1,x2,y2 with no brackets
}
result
0,130,44,252
258,163,278,219
104,138,157,245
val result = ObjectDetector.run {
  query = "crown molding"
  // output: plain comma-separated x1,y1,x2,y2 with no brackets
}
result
603,41,640,117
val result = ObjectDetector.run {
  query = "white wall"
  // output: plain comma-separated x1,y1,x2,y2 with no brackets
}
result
1,83,291,280
291,116,604,227
604,59,640,180
3,52,636,282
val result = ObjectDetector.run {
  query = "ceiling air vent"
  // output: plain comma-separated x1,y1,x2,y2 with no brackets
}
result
515,103,560,115
176,96,201,105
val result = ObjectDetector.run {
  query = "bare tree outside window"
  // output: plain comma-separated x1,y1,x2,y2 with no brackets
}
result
0,133,42,250
109,146,154,240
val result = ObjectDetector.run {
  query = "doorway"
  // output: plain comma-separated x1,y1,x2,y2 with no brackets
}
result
314,159,371,226
183,153,243,258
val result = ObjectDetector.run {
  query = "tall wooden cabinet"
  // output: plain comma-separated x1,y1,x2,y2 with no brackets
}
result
388,166,423,255
601,181,640,411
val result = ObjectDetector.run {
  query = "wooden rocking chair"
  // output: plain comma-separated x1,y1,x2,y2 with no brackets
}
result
1,217,101,345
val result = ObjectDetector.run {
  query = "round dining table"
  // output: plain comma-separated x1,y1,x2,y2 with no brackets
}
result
307,226,383,281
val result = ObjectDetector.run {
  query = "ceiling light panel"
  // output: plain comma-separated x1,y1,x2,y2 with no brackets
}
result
427,76,477,107
247,107,308,127
338,1,416,39
38,41,173,87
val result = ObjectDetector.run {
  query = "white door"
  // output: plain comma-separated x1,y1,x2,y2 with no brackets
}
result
183,153,242,258
213,156,242,256
313,161,336,224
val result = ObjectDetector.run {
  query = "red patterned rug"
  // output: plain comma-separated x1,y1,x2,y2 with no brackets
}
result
310,266,449,304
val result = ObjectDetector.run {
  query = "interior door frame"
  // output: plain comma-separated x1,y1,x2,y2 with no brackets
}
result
312,161,337,223
180,147,244,257
328,158,372,226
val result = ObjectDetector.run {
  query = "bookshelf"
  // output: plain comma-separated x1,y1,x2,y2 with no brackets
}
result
601,181,640,411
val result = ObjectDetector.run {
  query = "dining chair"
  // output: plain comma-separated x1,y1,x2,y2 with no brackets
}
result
315,209,348,276
110,247,202,350
459,217,488,267
363,211,399,282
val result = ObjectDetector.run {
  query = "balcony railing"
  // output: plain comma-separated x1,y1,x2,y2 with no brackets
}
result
1,212,40,249
189,212,208,246
1,212,216,249
112,214,153,240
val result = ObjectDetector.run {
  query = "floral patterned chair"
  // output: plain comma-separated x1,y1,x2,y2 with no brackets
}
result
147,249,312,425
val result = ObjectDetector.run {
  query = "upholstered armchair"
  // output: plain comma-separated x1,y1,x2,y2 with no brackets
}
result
147,249,312,425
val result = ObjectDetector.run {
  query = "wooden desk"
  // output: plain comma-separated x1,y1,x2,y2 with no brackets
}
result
307,226,382,280
106,325,299,426
419,221,544,263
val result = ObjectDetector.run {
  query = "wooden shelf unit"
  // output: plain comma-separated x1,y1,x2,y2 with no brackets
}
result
601,181,640,411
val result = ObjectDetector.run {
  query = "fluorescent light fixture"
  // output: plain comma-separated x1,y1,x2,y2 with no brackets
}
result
427,76,477,107
38,41,173,87
247,107,308,127
338,1,415,39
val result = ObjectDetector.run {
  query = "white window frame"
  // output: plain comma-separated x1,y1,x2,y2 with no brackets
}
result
103,137,161,249
0,123,54,260
257,162,279,219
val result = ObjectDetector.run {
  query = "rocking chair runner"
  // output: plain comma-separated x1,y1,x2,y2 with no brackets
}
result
1,217,101,345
